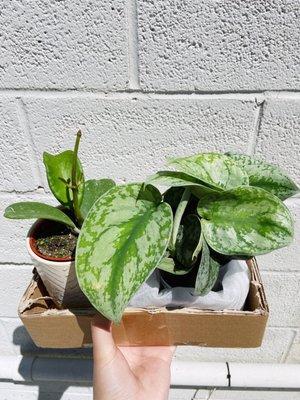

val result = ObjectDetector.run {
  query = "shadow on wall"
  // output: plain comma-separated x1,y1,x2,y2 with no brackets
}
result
13,325,93,400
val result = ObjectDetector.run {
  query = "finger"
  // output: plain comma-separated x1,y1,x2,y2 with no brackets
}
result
91,314,117,366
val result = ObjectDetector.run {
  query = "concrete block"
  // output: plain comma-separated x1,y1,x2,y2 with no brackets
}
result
0,192,54,264
0,98,37,191
0,0,128,90
174,328,294,363
210,389,300,399
24,97,257,185
261,272,300,327
286,330,300,363
169,388,204,400
0,317,92,358
257,199,300,272
0,382,93,400
0,265,34,317
255,99,300,186
138,0,300,91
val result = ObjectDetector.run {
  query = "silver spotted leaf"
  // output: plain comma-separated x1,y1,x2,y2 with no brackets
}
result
75,183,173,323
147,171,219,198
175,214,202,268
198,186,294,256
80,179,115,219
168,153,249,190
43,150,84,209
195,240,220,296
227,152,299,200
157,257,193,275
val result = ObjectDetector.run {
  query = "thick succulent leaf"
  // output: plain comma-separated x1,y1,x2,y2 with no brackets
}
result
4,202,76,228
175,215,202,267
157,257,192,275
80,179,115,218
198,186,294,256
148,171,219,197
168,153,249,190
43,150,84,208
227,152,299,200
75,184,173,323
195,240,220,295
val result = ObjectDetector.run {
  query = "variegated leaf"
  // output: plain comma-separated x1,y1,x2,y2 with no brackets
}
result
80,179,115,218
227,152,299,200
75,184,173,323
198,186,294,256
195,240,220,295
43,150,84,208
175,214,202,268
168,152,249,190
148,171,219,198
157,257,193,275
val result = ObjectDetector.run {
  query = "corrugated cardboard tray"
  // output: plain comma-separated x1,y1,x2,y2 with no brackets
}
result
18,259,268,348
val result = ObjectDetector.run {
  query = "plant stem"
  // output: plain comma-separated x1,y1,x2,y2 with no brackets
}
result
170,187,191,251
71,130,84,227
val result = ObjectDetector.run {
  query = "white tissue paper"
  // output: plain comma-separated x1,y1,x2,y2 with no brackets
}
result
129,260,250,311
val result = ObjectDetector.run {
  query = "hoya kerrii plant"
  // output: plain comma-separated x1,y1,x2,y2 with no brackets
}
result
75,152,298,323
4,131,115,258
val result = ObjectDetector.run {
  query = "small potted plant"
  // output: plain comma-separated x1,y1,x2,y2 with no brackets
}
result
4,131,115,308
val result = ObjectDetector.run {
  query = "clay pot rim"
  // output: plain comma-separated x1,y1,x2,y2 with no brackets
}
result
28,219,75,263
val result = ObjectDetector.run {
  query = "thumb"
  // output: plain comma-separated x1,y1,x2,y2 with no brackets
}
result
91,314,117,366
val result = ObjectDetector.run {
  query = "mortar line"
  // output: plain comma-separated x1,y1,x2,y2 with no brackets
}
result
0,262,33,267
1,88,300,99
247,98,265,155
280,329,297,363
16,98,44,189
126,0,140,90
260,270,300,276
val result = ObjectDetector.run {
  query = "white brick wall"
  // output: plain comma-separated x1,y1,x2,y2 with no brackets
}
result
0,0,299,398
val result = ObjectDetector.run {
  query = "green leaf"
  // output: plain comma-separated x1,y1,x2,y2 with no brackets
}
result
147,171,219,197
227,152,299,200
80,179,115,219
168,152,249,190
137,184,162,205
198,186,294,256
75,184,173,323
43,150,84,208
195,240,220,295
4,202,76,229
157,257,193,275
175,214,202,268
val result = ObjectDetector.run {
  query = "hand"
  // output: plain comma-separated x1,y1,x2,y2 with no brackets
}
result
91,315,175,400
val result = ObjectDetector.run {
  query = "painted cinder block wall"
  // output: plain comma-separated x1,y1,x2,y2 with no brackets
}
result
0,0,299,399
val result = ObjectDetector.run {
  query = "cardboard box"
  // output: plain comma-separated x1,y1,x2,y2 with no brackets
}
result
18,259,268,348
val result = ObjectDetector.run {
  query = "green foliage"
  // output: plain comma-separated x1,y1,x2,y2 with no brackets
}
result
168,153,249,190
75,184,173,323
4,134,297,323
175,214,202,268
43,150,84,209
80,179,115,218
195,240,220,295
4,202,76,229
226,152,299,200
198,186,293,256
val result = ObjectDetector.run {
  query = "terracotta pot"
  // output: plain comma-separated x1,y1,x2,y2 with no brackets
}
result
26,219,90,309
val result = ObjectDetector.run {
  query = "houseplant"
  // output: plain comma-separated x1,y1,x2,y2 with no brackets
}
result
5,136,298,321
75,152,298,323
4,131,115,307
